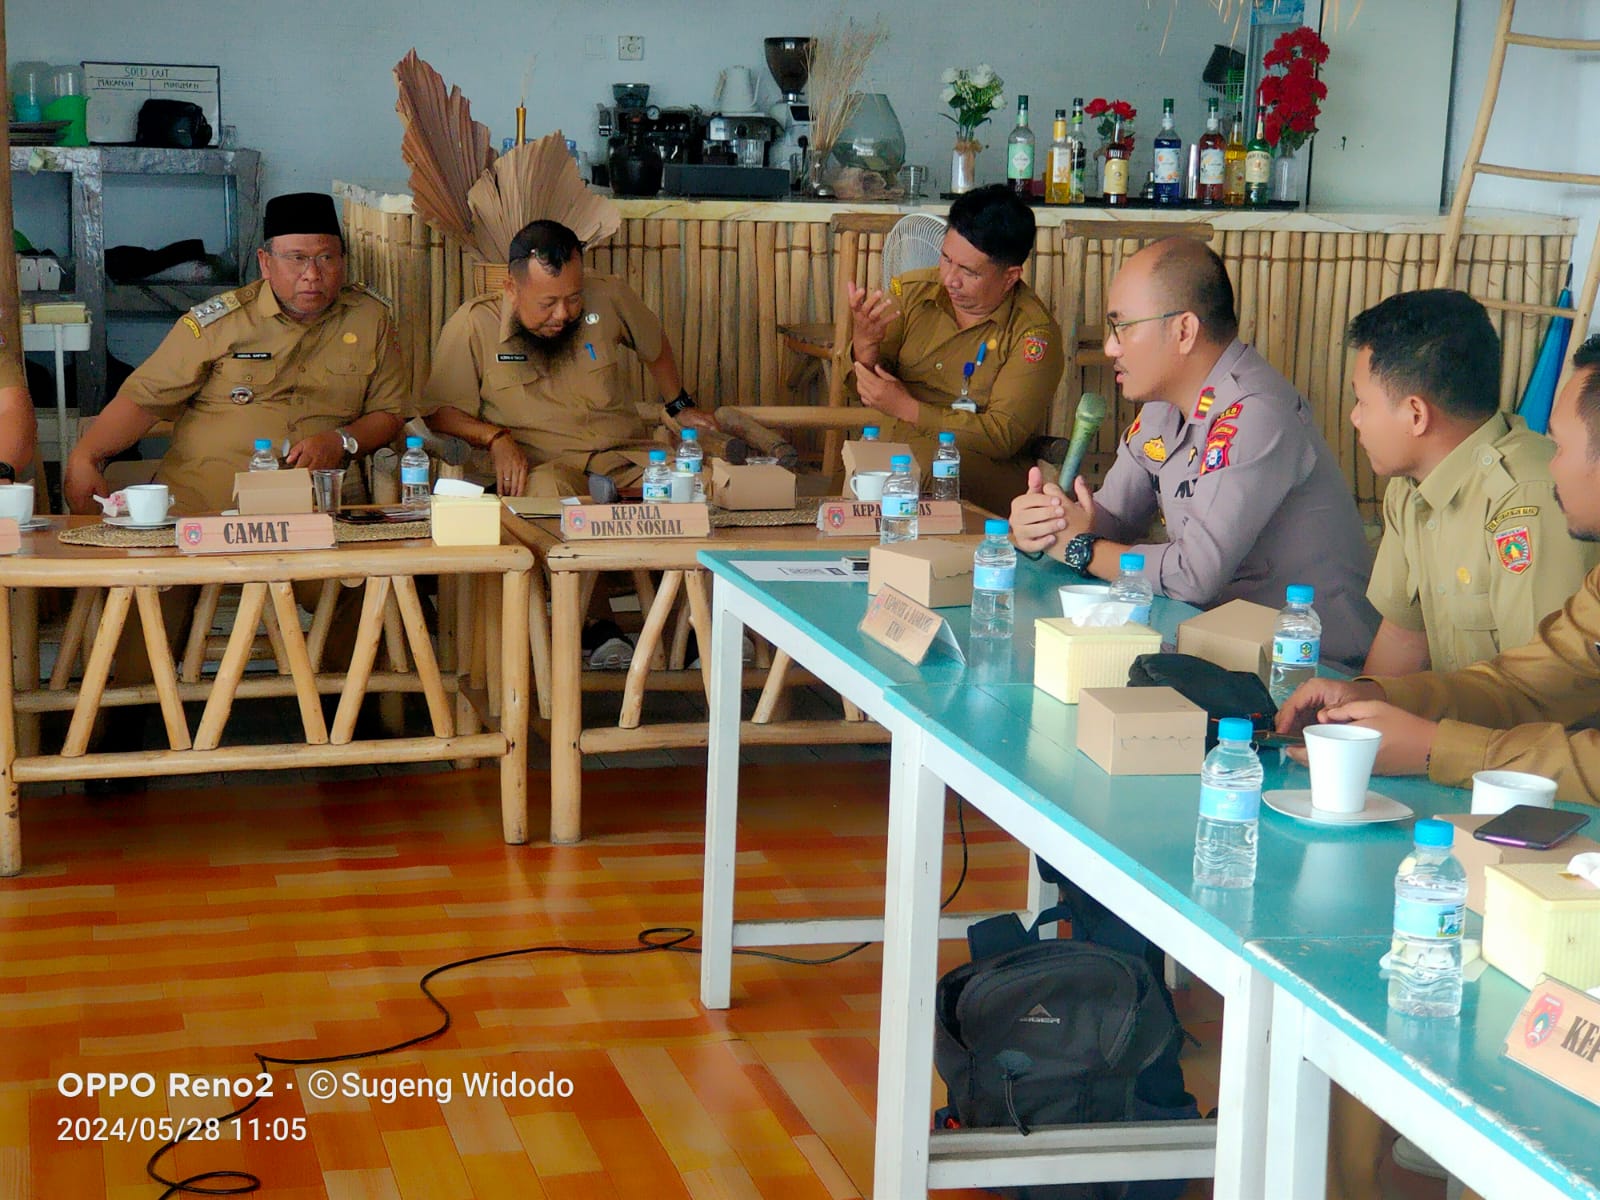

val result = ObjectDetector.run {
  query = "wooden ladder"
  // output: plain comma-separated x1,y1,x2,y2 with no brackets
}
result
1435,0,1600,388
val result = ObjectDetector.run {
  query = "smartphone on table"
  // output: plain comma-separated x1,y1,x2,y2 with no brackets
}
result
1472,804,1590,850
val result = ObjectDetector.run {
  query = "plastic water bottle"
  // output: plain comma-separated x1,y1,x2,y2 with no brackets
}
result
1109,552,1153,625
400,435,430,509
1389,819,1467,1017
931,431,961,500
642,449,672,502
1193,717,1262,888
248,438,278,471
861,426,880,442
1269,584,1322,707
879,454,919,543
971,519,1016,638
675,428,704,502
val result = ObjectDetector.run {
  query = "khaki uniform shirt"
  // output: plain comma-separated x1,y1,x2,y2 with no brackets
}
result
119,279,406,514
846,269,1064,514
1377,565,1600,804
1093,339,1380,668
421,275,664,470
1368,412,1598,673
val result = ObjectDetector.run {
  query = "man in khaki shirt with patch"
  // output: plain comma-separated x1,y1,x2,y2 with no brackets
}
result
845,185,1063,514
422,219,704,498
65,192,405,514
1351,289,1595,676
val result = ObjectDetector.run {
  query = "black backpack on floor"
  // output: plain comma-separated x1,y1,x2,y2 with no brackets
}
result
933,911,1190,1200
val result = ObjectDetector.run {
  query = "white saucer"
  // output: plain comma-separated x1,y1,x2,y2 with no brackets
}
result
1263,788,1414,826
104,514,177,529
11,516,50,531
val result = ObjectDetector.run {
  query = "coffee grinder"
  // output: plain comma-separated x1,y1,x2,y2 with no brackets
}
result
764,37,814,187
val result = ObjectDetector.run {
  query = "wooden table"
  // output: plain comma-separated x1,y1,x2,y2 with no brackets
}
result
0,516,534,875
499,503,990,844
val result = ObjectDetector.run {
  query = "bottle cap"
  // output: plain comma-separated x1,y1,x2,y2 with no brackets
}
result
682,429,698,441
1072,96,1083,106
1055,108,1066,120
939,431,955,443
1216,717,1252,744
1413,818,1454,848
649,449,667,462
862,426,879,437
1286,584,1314,605
1119,552,1144,572
253,438,271,450
984,519,1009,537
890,454,911,469
405,436,422,449
1164,98,1175,109
1018,94,1029,106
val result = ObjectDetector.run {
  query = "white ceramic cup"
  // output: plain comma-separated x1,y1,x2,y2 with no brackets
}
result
848,471,889,503
1058,583,1113,621
123,483,171,525
1471,769,1557,815
1303,724,1382,814
0,483,33,522
669,469,694,504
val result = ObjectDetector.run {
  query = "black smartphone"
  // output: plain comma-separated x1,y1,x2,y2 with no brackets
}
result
334,510,386,525
1473,804,1590,850
1256,730,1305,749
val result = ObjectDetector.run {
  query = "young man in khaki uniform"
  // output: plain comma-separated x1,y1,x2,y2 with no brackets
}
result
65,193,405,515
1279,335,1600,804
0,349,36,486
1010,236,1379,668
1350,289,1596,677
421,219,703,498
845,184,1064,515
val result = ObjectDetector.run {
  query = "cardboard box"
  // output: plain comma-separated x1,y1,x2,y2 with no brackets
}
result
842,439,921,494
232,468,313,515
709,459,796,510
1034,618,1162,704
1443,813,1600,913
1483,862,1600,990
431,495,502,546
867,540,973,609
1077,687,1206,775
1176,599,1279,682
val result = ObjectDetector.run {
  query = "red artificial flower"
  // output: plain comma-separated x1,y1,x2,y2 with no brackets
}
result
1112,101,1137,121
1086,98,1109,116
1259,24,1330,150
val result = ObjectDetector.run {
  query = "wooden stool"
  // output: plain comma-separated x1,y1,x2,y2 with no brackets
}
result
777,320,834,407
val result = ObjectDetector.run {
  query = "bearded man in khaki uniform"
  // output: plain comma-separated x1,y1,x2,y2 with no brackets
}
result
421,219,705,498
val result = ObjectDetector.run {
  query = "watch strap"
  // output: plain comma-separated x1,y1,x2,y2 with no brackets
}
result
664,390,696,417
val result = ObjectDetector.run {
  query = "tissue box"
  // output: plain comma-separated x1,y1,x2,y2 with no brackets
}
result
1077,687,1206,775
1483,862,1600,990
842,439,920,491
430,496,501,546
1034,618,1162,704
1443,813,1600,913
868,539,973,608
1176,599,1278,682
709,459,795,510
233,468,313,515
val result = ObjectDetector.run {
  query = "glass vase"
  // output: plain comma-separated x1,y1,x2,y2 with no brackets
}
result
1273,146,1300,204
806,147,835,198
950,138,980,195
831,93,907,188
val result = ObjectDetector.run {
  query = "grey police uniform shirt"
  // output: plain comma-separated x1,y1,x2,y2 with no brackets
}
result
1091,339,1380,669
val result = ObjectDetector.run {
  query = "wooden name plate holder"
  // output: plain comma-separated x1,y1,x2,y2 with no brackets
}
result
1504,975,1600,1106
818,500,963,537
176,514,336,554
559,503,711,541
858,584,964,666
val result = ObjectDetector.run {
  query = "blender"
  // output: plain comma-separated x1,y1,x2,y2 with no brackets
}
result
764,37,814,187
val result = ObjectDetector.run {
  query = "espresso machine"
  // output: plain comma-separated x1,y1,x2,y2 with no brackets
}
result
702,113,780,168
765,37,815,186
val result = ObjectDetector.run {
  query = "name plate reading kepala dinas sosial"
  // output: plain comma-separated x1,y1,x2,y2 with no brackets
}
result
818,500,963,537
560,502,711,540
175,514,336,554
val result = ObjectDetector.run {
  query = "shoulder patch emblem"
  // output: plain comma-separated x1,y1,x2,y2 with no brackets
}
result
1200,423,1238,475
1494,525,1533,574
186,290,242,329
1191,386,1216,420
1123,414,1142,445
889,275,903,298
1142,437,1167,463
1213,400,1244,425
1021,330,1049,364
1485,504,1539,532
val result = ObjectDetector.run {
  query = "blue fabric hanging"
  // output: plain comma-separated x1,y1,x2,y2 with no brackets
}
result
1517,284,1573,434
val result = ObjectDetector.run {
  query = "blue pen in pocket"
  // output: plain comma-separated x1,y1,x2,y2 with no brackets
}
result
585,342,597,360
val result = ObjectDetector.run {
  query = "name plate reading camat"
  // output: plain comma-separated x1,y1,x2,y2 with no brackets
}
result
175,514,336,555
818,500,963,537
559,502,710,541
858,584,965,666
0,518,19,555
1504,975,1600,1106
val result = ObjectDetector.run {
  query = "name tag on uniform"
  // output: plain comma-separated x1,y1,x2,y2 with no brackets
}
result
497,353,528,362
232,351,273,360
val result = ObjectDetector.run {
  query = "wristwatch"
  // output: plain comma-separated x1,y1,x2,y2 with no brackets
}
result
1063,532,1101,575
336,427,358,457
664,390,696,418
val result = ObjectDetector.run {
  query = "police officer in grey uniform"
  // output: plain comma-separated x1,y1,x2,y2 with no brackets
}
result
1011,237,1378,668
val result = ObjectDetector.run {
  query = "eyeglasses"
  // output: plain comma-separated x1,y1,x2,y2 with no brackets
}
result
1105,310,1184,343
266,250,343,274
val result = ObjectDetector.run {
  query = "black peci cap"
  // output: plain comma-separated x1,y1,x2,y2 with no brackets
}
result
263,192,342,241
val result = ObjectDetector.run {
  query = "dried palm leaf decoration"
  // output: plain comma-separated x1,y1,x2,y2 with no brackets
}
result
393,49,494,245
467,133,621,263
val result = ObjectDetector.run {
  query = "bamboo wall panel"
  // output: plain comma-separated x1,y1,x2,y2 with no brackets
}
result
341,197,1572,516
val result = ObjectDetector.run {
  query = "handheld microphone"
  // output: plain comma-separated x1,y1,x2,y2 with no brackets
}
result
1056,392,1108,491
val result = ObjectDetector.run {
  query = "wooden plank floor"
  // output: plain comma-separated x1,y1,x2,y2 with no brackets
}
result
0,760,1442,1199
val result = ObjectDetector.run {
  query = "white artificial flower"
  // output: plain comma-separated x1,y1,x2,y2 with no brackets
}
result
972,63,995,86
991,92,1005,110
941,87,957,104
941,68,959,84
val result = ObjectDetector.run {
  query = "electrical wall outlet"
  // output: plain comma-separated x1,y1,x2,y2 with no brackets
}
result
583,35,605,60
618,35,644,61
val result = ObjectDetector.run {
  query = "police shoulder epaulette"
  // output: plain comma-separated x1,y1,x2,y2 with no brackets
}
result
184,289,244,333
